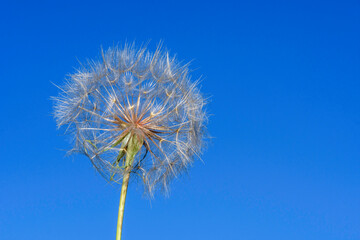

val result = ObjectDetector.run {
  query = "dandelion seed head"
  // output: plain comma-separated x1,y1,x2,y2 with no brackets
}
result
53,43,207,196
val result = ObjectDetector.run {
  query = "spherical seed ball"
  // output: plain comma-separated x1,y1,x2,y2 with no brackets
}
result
53,43,207,195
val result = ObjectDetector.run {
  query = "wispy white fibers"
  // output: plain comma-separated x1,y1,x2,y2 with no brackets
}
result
53,42,207,196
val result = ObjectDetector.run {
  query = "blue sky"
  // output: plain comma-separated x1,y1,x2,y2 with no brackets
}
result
0,0,359,239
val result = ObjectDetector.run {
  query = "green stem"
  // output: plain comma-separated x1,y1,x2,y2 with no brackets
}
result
115,134,143,240
116,168,131,240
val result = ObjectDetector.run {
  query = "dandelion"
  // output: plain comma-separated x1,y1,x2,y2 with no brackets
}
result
53,42,207,240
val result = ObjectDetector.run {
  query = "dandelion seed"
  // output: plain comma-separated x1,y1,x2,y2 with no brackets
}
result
53,42,208,240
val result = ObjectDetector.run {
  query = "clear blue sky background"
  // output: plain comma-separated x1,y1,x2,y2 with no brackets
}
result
0,0,359,239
